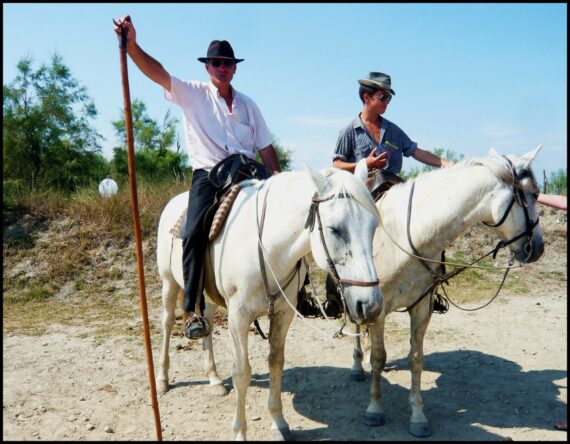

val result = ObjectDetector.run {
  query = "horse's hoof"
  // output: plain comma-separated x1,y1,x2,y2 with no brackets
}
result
271,426,293,441
157,380,170,395
210,383,229,397
364,412,385,426
409,422,432,437
350,370,366,382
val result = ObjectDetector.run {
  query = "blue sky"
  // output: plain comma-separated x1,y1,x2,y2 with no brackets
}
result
3,3,567,177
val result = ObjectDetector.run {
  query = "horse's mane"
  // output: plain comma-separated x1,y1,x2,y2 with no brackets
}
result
240,169,379,221
462,155,518,183
409,154,518,187
320,167,380,221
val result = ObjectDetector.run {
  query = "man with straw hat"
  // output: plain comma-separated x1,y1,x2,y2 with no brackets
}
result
333,72,453,174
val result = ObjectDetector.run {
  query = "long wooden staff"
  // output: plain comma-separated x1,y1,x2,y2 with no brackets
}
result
113,17,162,441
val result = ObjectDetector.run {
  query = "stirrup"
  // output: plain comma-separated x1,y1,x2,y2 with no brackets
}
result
432,293,449,314
184,314,212,340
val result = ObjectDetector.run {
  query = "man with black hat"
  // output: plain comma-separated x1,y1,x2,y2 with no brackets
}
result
114,16,281,340
333,72,453,174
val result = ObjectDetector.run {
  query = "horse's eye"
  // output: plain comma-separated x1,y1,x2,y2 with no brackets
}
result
531,192,539,200
328,227,342,237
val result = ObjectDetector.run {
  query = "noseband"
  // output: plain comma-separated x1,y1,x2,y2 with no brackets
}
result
304,193,379,288
482,156,539,259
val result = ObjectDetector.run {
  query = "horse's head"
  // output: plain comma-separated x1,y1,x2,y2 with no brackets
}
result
304,160,383,325
484,146,545,263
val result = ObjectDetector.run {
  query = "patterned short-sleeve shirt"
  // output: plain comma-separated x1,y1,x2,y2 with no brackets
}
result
333,114,417,175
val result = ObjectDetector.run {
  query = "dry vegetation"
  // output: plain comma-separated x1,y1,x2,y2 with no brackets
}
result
2,183,567,340
2,183,567,442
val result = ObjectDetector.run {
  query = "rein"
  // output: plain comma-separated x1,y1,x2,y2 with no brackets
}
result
382,155,539,313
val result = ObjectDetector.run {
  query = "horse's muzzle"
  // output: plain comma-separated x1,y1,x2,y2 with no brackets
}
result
514,237,544,264
348,287,383,325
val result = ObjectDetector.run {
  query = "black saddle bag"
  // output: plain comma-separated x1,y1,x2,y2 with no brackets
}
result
370,170,404,201
208,153,273,192
203,154,273,232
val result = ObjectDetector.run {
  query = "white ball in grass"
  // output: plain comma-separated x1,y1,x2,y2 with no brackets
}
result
98,178,118,197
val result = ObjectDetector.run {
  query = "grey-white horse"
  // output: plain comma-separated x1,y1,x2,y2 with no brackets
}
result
349,147,545,437
155,160,383,440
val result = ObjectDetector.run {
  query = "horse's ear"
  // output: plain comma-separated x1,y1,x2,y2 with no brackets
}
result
489,147,500,157
304,163,331,195
520,144,542,166
354,159,369,185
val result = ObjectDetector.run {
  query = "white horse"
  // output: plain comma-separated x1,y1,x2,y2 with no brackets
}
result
156,160,383,440
348,147,545,437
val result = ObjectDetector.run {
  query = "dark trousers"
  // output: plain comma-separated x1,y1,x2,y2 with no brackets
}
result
182,169,217,314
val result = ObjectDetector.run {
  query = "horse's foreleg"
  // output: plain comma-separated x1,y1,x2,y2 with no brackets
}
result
228,306,252,440
202,300,229,396
365,318,387,426
267,305,296,441
407,300,433,437
351,324,366,381
157,280,180,394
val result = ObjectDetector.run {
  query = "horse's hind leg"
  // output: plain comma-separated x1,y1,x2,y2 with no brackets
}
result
157,279,180,394
407,300,433,437
365,317,387,426
267,304,296,441
202,300,228,396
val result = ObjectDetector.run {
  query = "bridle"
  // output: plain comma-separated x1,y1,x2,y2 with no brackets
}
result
481,155,539,261
304,192,379,336
388,155,540,313
304,192,380,290
255,185,379,339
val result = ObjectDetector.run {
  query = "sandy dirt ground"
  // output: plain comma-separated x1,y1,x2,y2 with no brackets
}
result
3,207,567,441
3,282,567,441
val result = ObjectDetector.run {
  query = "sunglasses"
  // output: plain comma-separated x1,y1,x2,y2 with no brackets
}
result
372,93,392,103
208,59,236,68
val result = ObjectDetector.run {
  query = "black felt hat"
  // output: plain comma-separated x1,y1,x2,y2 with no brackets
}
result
197,40,244,63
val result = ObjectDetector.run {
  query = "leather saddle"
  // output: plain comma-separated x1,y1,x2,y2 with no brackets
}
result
367,169,404,202
208,153,273,190
170,154,273,239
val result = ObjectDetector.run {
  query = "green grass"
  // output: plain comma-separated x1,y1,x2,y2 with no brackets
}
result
434,252,530,304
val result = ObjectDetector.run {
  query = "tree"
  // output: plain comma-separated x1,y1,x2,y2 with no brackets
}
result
110,99,190,181
546,169,567,196
256,138,293,172
400,147,464,180
3,54,104,192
